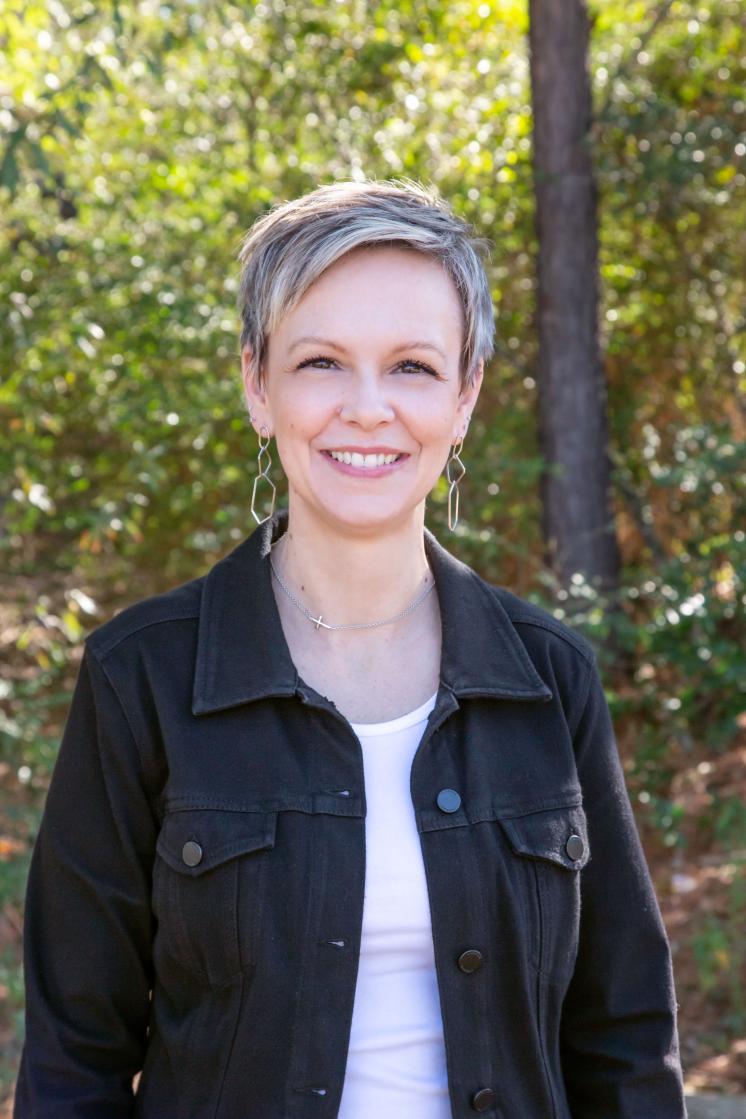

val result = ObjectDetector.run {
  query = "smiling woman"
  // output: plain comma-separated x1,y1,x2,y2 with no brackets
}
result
14,178,686,1119
242,243,480,554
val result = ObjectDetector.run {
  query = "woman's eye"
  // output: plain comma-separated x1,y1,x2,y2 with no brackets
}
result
297,355,336,369
398,360,438,376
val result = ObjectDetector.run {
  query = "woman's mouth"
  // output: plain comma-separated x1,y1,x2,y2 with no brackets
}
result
321,449,409,477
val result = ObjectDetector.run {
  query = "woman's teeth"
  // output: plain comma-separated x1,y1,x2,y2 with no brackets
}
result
327,450,402,468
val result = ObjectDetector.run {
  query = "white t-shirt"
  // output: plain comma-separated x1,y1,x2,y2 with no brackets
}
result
337,690,451,1118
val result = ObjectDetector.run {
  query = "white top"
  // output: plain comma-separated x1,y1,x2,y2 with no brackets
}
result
337,690,451,1119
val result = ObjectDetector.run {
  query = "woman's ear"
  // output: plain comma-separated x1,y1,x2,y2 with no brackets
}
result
241,345,272,434
453,358,484,441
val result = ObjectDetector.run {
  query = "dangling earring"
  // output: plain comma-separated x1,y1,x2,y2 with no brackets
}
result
251,423,276,524
446,430,467,532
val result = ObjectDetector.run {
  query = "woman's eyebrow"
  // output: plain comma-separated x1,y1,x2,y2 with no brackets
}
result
289,335,446,360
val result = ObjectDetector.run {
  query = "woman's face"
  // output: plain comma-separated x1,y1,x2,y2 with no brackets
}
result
242,245,484,536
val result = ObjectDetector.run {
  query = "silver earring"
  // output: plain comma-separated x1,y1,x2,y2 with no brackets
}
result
446,433,466,532
251,424,276,525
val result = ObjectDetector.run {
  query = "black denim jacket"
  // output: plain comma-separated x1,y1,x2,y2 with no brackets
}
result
15,508,686,1118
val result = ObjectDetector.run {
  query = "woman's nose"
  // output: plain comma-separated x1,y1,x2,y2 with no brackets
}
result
337,369,396,427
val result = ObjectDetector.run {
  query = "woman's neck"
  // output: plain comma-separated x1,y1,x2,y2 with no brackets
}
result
269,499,433,636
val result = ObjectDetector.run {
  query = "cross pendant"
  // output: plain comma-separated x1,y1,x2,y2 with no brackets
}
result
312,614,324,630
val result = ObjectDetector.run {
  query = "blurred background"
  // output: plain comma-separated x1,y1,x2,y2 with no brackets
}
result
1,0,744,1111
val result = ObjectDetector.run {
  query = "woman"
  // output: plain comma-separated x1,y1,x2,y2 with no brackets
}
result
15,180,686,1117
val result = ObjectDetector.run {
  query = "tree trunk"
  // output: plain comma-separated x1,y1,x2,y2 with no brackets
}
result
528,0,621,596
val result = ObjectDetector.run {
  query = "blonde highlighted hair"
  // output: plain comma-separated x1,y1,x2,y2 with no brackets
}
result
237,178,495,391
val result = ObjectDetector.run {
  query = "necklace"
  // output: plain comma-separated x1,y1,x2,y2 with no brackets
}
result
268,551,436,631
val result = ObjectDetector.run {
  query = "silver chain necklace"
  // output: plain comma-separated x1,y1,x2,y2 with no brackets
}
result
268,552,435,631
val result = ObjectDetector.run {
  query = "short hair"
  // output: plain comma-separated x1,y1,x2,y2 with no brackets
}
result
237,177,495,392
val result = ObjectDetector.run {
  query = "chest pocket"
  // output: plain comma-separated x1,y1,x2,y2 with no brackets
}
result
153,807,277,989
498,803,590,984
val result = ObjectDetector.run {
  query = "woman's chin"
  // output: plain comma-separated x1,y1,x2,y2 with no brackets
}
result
297,493,423,534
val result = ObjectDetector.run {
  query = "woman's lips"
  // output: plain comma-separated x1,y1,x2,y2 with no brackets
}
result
320,449,410,478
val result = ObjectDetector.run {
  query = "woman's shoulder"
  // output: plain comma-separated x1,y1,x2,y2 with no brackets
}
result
429,530,597,671
84,573,206,667
461,564,599,693
478,580,601,721
487,582,596,667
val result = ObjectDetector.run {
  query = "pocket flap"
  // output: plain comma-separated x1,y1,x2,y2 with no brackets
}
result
499,804,590,870
156,808,277,877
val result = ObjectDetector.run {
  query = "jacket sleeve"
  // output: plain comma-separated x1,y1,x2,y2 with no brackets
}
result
14,643,158,1118
559,656,687,1118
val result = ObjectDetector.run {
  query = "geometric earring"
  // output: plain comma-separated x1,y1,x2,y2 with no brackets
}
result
250,423,276,524
446,432,466,532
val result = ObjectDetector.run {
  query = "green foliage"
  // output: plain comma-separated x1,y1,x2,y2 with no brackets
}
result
0,595,83,781
0,939,25,1099
0,0,542,586
692,864,746,1031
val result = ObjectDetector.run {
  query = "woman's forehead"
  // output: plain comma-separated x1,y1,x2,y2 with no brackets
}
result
307,243,453,290
274,248,463,348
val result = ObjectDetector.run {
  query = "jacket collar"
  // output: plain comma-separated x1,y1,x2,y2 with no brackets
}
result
192,506,552,715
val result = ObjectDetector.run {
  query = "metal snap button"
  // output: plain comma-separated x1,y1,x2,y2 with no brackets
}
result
182,840,203,867
471,1086,495,1111
457,949,483,973
565,834,584,861
436,788,461,813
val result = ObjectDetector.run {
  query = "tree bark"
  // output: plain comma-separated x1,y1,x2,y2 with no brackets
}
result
528,0,621,595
